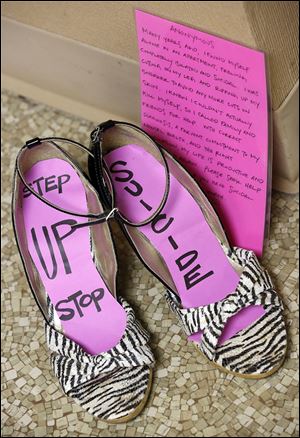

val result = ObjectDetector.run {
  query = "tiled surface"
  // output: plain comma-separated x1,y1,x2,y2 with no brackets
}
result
1,89,299,437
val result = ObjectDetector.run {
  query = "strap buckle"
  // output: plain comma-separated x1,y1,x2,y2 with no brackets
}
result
91,126,101,144
91,120,115,144
106,207,118,221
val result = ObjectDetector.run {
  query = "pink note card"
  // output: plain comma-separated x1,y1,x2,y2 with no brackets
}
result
135,10,271,256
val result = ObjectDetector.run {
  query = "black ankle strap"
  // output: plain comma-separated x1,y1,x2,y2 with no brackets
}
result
90,122,115,209
90,120,170,227
16,137,112,226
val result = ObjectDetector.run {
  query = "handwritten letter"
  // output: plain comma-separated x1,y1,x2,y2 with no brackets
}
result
136,10,270,256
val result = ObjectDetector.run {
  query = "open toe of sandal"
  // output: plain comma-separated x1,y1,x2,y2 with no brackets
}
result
89,120,287,379
165,248,287,378
12,137,154,421
46,298,154,422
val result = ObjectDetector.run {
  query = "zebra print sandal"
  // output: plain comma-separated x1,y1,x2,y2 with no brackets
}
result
12,137,154,422
165,247,286,378
88,120,287,379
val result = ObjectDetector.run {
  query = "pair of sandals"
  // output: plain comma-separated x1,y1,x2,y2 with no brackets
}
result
12,120,287,423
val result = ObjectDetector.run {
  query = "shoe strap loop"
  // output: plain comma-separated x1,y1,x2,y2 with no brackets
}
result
90,120,171,227
16,137,111,222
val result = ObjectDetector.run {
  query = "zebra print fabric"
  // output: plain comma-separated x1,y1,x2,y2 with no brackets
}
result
165,247,287,376
45,297,154,421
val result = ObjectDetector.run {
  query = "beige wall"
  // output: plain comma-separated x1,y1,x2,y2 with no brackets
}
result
2,1,299,193
1,1,255,60
2,1,298,110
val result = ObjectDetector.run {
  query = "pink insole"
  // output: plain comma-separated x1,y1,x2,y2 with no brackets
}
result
22,158,127,355
105,145,265,344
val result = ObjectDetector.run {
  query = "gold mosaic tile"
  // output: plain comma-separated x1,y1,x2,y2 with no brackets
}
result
1,89,299,437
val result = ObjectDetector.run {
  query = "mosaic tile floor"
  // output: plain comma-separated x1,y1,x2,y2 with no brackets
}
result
1,89,299,437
